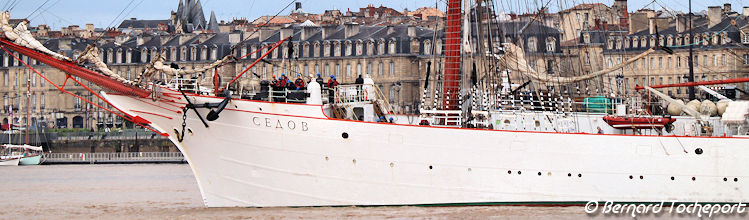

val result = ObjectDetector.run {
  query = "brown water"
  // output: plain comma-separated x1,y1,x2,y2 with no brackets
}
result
0,164,720,219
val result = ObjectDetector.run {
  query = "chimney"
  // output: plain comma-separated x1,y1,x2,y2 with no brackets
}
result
301,26,317,40
295,2,302,11
386,25,395,35
344,23,360,38
321,24,337,39
259,28,275,42
648,18,656,35
676,15,687,33
744,7,749,17
85,24,94,32
178,34,194,45
229,32,241,44
407,25,416,38
279,27,294,40
708,6,722,28
724,3,732,13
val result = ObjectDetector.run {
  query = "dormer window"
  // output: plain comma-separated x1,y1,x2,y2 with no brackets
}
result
356,41,363,56
388,40,396,54
424,40,432,55
378,41,385,55
345,41,352,56
545,37,555,52
527,37,537,52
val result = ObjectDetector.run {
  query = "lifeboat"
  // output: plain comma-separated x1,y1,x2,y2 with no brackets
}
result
602,115,677,129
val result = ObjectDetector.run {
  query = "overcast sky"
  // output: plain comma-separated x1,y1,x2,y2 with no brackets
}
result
3,0,745,29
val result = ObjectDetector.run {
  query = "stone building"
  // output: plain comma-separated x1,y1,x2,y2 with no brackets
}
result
596,4,749,99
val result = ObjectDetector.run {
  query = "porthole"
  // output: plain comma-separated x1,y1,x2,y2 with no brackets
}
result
567,173,572,177
578,174,582,178
695,148,703,155
629,175,633,179
342,132,349,139
670,176,675,180
428,165,433,170
724,177,728,182
534,120,541,127
324,156,329,161
692,177,696,181
735,178,739,182
389,162,394,167
507,170,512,174
537,172,542,176
517,171,522,175
639,175,644,180
467,168,472,172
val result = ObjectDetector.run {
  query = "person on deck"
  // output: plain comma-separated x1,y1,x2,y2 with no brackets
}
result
294,74,305,90
355,74,364,99
327,75,339,103
316,73,325,88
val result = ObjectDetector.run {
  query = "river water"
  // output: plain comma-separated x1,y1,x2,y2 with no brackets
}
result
0,164,726,219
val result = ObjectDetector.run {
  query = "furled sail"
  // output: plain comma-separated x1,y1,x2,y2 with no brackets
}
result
77,44,131,84
135,52,234,84
0,12,70,61
499,43,655,84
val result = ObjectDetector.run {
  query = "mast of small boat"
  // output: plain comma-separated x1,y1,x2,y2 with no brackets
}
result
25,69,30,145
687,0,696,100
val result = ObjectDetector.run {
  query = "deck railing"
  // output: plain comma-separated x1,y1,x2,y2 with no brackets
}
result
44,152,185,164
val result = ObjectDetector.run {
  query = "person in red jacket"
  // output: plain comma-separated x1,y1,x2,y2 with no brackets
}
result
294,74,305,90
327,75,339,103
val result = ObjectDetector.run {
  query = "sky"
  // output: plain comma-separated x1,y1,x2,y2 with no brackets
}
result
2,0,746,29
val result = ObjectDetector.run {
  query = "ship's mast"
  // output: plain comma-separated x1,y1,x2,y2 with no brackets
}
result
687,0,695,100
25,70,30,145
443,0,462,110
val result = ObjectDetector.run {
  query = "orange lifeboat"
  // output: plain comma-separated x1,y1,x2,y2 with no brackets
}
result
602,115,677,129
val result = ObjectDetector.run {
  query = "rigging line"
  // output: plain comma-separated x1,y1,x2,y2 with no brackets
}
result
105,0,136,28
7,0,21,12
1,0,11,11
229,0,295,53
121,0,146,24
25,0,51,20
28,0,60,22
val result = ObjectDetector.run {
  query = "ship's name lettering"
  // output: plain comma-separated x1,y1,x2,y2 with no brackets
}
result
251,116,308,131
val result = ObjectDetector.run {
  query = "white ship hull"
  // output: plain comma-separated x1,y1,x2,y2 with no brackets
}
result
104,90,749,207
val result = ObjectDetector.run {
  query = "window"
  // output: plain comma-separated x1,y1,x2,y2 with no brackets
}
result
378,42,385,55
676,57,681,68
325,64,330,75
424,40,432,55
744,54,749,65
378,62,383,76
389,40,396,54
315,64,319,74
608,58,613,68
323,43,330,57
667,57,672,68
722,54,727,66
713,55,717,66
345,42,352,56
313,43,319,57
389,61,395,76
335,64,341,76
658,57,663,69
2,72,6,86
356,63,362,76
211,47,218,60
695,56,699,67
334,42,341,56
367,63,372,75
262,65,267,79
584,52,590,65
527,37,537,52
650,58,654,69
703,55,707,66
356,42,363,56
545,37,556,52
346,63,351,77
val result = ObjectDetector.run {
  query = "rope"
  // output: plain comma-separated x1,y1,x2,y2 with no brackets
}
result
0,45,166,136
